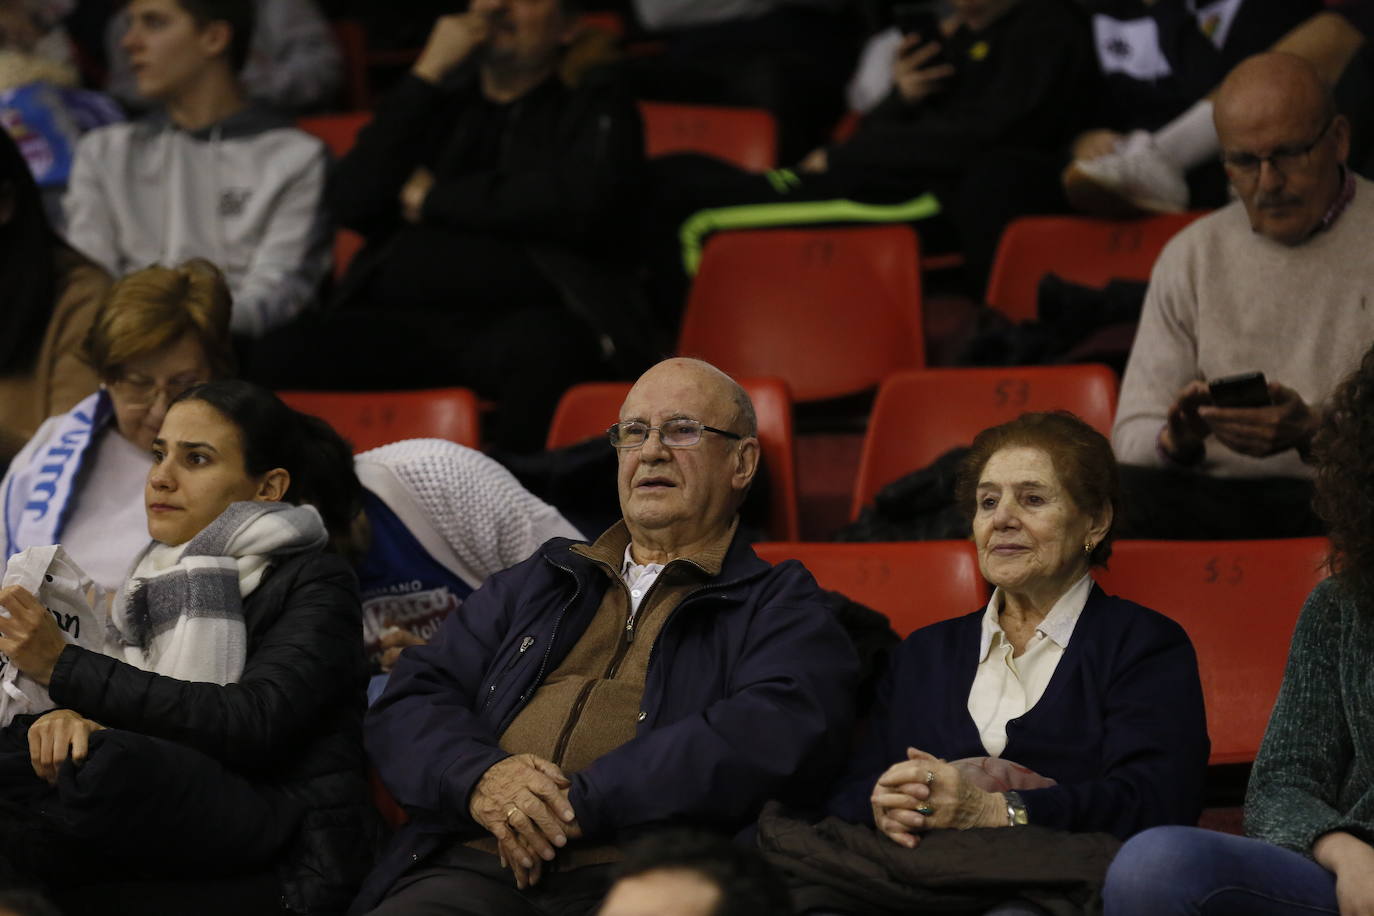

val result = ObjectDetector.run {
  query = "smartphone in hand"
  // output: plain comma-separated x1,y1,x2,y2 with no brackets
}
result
1208,371,1272,408
893,1,947,61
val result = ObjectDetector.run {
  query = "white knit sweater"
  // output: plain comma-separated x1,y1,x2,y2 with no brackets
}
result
354,438,583,590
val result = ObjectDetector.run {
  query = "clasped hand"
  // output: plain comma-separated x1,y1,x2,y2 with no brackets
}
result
469,754,582,889
0,584,69,687
871,747,1005,848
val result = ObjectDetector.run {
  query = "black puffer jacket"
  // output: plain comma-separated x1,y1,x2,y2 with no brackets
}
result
48,551,379,914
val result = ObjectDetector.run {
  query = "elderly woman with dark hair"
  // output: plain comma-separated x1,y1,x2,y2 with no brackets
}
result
829,412,1209,864
1104,347,1374,915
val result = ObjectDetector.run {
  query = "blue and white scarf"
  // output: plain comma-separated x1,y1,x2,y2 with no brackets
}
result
2,389,112,562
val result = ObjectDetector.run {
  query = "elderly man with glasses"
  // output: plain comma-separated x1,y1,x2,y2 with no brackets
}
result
351,357,858,916
1109,51,1374,540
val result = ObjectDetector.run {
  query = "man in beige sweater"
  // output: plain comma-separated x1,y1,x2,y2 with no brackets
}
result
1112,52,1374,538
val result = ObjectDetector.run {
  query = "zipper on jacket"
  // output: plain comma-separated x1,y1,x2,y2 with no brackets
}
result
550,576,641,763
479,634,538,714
550,679,597,766
514,556,583,711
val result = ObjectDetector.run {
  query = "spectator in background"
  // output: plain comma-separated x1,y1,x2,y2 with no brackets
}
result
1064,0,1322,213
246,0,655,453
0,259,231,592
0,0,76,70
657,0,1097,295
1111,52,1374,538
104,0,342,113
597,830,792,916
0,125,108,464
63,0,331,339
618,0,857,162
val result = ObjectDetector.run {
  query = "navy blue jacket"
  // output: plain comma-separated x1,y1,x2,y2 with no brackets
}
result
829,586,1209,840
352,531,858,912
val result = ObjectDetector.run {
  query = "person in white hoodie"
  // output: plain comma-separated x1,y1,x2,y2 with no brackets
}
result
61,0,330,339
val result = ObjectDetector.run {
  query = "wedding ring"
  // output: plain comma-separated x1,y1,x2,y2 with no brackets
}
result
505,805,519,823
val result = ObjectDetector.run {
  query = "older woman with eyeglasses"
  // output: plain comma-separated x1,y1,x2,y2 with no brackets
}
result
0,259,232,590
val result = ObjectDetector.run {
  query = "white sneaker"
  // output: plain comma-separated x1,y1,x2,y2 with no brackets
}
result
1064,131,1190,216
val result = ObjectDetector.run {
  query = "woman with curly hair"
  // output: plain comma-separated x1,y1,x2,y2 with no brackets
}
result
1103,346,1374,914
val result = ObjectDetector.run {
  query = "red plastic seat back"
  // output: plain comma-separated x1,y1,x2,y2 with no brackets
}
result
680,226,924,403
985,212,1206,322
279,388,481,453
851,365,1118,518
546,377,800,540
639,101,778,172
1095,538,1330,765
296,111,371,159
752,540,987,637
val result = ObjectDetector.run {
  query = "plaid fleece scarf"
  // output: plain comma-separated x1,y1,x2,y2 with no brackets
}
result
108,501,326,684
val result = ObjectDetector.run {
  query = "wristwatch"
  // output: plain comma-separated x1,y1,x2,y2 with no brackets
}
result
1003,791,1029,827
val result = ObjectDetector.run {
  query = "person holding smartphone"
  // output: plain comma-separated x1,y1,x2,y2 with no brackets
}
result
662,0,1097,294
1111,53,1374,539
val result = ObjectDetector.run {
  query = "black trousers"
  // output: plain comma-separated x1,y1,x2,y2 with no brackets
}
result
366,845,612,916
1115,465,1324,540
0,724,295,914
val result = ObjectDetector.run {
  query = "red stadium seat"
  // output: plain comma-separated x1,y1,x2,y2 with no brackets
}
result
985,212,1207,322
295,112,373,281
850,365,1118,518
1096,538,1330,765
639,101,778,172
679,225,924,403
279,388,481,453
296,111,371,159
546,377,801,540
751,540,987,637
331,20,372,109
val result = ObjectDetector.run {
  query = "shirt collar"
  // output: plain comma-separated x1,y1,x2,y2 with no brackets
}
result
621,542,664,580
1316,166,1356,235
977,573,1095,661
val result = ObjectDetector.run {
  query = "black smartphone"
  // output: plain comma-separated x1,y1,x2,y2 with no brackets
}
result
893,2,946,55
1208,371,1272,408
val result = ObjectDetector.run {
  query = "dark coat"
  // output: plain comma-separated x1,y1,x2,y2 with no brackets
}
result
828,586,1210,839
328,70,663,372
47,550,377,914
352,531,859,913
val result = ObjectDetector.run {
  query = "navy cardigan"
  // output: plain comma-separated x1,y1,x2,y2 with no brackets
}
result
828,585,1209,840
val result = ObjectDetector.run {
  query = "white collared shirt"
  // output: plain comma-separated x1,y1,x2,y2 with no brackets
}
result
621,544,665,617
967,573,1094,757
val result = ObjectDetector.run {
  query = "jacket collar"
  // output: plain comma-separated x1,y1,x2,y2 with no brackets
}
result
548,517,769,593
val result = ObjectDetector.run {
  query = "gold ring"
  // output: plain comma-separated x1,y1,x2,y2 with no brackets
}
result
505,805,519,823
925,770,935,786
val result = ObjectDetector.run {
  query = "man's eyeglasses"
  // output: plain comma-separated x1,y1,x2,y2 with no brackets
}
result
109,375,205,408
1221,116,1334,176
608,418,743,449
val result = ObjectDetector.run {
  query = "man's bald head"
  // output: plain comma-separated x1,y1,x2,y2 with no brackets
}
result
616,358,760,562
1214,53,1348,246
1216,53,1334,135
638,358,757,437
